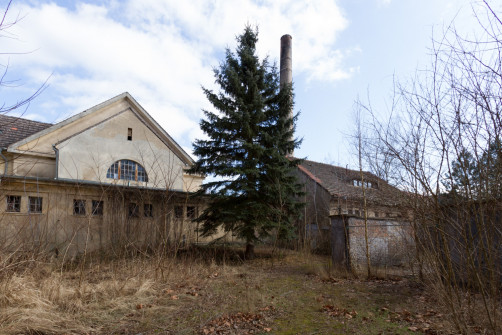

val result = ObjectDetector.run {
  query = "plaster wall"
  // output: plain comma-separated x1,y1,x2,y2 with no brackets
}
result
0,179,211,256
16,99,130,155
11,155,56,178
57,109,186,190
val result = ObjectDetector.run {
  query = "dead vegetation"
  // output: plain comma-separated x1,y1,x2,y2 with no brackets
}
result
0,246,498,335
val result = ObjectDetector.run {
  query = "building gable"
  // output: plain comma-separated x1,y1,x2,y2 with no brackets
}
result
2,93,196,191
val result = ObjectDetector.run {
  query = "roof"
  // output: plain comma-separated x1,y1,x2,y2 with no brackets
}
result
0,114,52,148
298,159,403,205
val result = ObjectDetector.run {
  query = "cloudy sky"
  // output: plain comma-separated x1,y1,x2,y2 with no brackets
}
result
0,0,493,167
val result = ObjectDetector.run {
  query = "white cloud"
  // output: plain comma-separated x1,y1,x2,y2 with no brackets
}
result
2,0,351,152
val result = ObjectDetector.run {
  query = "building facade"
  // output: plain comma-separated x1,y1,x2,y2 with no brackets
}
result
297,159,414,269
0,93,210,257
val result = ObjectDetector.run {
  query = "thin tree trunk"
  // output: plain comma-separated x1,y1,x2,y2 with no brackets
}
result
245,242,255,260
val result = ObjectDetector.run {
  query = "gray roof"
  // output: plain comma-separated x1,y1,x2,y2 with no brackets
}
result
0,114,52,148
298,159,403,205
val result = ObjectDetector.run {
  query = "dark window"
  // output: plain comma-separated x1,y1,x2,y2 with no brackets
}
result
187,206,196,219
348,209,353,215
174,206,183,219
29,197,43,213
106,160,148,182
144,203,153,217
92,200,104,216
127,128,132,141
374,211,379,218
73,199,86,215
128,203,139,218
6,195,21,212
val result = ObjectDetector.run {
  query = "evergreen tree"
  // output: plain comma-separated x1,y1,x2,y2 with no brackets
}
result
189,26,304,258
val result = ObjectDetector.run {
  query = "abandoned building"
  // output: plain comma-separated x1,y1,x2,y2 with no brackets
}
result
297,159,414,269
0,92,213,256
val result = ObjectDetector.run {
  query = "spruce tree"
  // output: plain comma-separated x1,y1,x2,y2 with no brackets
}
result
189,26,304,258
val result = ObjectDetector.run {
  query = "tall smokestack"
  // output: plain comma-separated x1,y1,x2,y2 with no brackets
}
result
280,34,292,89
280,34,294,156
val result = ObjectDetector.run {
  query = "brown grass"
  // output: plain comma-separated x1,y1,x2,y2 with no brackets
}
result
0,246,498,334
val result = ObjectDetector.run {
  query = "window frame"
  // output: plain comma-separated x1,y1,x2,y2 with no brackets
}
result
128,202,139,218
28,196,43,213
144,203,153,218
6,195,21,213
174,205,183,219
73,199,86,215
106,159,148,182
186,206,196,219
92,200,104,216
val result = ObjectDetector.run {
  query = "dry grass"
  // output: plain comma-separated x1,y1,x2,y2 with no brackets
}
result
0,246,498,334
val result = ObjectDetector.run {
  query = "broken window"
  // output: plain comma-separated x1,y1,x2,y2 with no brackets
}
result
128,203,139,218
73,199,86,215
92,200,104,216
29,197,43,213
144,203,153,217
186,206,196,219
174,206,183,219
6,195,21,212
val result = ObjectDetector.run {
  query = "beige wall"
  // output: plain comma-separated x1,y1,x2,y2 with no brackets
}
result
0,179,212,256
57,109,186,190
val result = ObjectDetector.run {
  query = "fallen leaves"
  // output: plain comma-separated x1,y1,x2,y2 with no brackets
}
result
322,305,358,320
200,307,275,334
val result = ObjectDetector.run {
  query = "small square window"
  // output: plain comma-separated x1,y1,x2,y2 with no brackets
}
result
6,195,21,212
187,206,196,219
73,199,86,215
144,203,153,217
92,200,104,216
128,203,139,218
29,197,43,213
174,206,183,219
127,128,132,141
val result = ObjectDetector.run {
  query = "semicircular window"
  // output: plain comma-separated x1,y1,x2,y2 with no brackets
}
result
106,160,148,182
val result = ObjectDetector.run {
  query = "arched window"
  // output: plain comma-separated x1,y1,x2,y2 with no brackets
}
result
106,159,148,182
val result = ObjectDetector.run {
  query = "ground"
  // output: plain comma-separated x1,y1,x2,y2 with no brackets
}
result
0,246,461,334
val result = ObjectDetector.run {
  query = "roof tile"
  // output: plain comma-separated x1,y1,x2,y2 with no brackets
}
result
0,114,52,148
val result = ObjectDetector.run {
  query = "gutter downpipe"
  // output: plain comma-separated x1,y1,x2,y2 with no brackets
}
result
0,148,8,176
52,144,59,180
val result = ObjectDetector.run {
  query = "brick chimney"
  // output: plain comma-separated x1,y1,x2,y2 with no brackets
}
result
280,34,294,155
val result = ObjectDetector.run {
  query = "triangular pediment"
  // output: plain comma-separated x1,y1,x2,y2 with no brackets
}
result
7,92,193,165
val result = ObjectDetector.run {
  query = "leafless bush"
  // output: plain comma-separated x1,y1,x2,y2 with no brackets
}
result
356,2,502,333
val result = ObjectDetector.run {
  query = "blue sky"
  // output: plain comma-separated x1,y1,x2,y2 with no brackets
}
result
0,0,491,168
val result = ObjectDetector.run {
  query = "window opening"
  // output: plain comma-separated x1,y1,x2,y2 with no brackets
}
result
127,128,132,141
128,203,139,218
106,160,148,182
6,195,21,212
144,203,153,217
73,199,86,215
29,197,43,213
174,206,183,219
92,200,104,216
187,206,196,219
